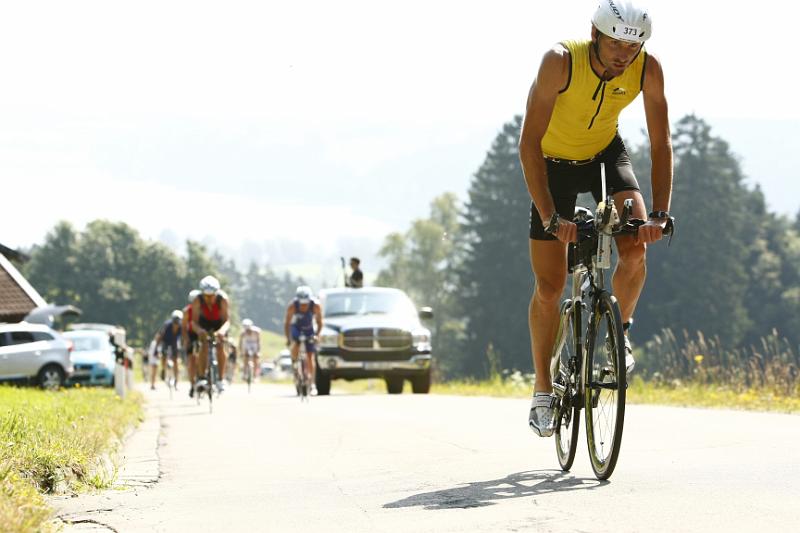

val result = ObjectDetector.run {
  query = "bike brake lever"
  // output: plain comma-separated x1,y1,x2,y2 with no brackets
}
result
663,217,675,246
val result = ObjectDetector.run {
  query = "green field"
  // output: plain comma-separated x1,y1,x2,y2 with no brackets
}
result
0,387,143,533
261,329,288,359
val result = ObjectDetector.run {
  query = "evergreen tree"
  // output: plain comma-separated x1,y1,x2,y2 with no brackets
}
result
632,115,760,346
457,116,533,376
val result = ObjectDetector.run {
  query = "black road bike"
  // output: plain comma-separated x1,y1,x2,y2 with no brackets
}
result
196,334,221,413
548,174,674,480
293,335,313,402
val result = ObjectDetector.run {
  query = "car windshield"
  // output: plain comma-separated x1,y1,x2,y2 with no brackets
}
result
69,336,106,351
324,292,416,319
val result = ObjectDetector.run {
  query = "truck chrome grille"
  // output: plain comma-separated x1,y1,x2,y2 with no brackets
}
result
342,328,412,351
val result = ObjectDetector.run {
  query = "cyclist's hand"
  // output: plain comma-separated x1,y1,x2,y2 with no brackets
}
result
636,219,666,245
548,218,577,243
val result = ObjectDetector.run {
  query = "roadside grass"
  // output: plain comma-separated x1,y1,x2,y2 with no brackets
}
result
329,376,800,414
0,386,144,533
260,329,287,359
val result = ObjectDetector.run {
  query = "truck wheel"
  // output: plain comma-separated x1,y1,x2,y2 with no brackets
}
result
411,371,431,394
315,370,331,396
38,364,65,390
385,377,404,394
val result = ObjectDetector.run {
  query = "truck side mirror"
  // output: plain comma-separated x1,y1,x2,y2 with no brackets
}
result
419,307,434,320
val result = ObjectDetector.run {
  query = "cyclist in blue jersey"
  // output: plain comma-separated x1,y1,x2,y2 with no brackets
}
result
154,309,184,389
283,286,323,388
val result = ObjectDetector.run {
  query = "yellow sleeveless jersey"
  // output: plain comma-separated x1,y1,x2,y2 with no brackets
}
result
541,39,647,161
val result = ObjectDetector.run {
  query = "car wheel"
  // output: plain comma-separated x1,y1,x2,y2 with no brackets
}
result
38,364,65,390
385,377,404,394
411,371,431,394
315,370,331,396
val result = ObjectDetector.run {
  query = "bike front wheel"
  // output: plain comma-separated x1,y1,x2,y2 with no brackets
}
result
584,291,626,480
552,300,580,471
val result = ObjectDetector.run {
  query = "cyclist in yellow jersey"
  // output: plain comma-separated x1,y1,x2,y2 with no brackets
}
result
519,0,673,437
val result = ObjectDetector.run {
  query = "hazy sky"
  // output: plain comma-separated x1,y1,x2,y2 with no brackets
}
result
4,0,799,268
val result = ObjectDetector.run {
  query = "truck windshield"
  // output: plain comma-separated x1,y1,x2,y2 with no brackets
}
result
324,292,416,319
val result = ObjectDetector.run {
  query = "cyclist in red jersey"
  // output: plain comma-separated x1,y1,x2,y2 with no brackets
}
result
182,289,201,397
191,276,231,393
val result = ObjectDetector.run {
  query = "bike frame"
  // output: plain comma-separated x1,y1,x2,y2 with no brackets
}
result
552,262,606,410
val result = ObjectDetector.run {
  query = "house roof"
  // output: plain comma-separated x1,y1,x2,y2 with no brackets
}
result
0,251,46,323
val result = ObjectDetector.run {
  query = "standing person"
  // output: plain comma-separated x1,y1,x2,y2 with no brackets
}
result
191,276,231,394
147,337,159,390
519,1,673,437
182,289,200,398
284,286,323,389
154,310,183,388
346,257,364,288
238,318,262,381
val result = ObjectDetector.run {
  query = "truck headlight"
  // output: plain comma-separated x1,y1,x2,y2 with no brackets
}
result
319,332,340,348
412,330,431,350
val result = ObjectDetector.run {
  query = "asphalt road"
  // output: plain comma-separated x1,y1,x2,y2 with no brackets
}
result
55,382,800,532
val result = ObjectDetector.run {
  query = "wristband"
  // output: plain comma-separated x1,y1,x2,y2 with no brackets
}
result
648,211,670,219
544,212,560,235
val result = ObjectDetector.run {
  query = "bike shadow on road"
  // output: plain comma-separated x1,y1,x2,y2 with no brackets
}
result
383,470,605,510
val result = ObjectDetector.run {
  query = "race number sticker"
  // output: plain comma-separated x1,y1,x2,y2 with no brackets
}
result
613,25,642,39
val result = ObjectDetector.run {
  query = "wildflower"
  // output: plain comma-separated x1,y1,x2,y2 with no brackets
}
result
694,355,704,364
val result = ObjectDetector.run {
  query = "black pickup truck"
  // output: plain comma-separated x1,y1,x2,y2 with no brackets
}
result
315,287,433,395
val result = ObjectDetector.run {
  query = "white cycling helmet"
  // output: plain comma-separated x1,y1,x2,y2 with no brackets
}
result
295,285,312,304
188,289,201,303
242,318,254,329
199,275,221,295
592,0,651,43
171,309,184,321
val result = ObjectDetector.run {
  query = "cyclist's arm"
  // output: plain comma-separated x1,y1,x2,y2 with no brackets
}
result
519,47,568,220
283,304,293,345
191,300,205,336
154,328,165,353
180,313,190,345
314,303,323,335
640,53,673,244
217,298,230,336
642,53,672,214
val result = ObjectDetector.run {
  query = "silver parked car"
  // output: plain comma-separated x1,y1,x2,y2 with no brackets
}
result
63,330,115,387
0,322,74,389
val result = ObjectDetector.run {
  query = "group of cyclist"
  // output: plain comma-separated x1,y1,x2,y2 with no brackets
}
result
148,275,324,397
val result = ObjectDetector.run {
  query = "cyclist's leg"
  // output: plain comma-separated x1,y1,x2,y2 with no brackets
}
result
149,353,158,389
215,335,227,382
529,239,569,393
253,353,260,378
305,341,316,383
198,337,209,380
596,136,647,325
187,338,197,385
172,350,180,384
610,189,647,323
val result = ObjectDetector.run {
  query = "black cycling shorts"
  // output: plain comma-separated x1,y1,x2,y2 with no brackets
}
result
529,134,640,241
187,331,199,354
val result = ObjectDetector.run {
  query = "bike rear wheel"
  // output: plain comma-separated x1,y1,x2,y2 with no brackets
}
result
552,300,580,471
584,291,626,480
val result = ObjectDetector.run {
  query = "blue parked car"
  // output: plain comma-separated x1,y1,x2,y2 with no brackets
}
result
63,330,115,386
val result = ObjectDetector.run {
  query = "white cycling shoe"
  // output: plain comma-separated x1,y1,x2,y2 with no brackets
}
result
623,335,635,374
529,392,557,437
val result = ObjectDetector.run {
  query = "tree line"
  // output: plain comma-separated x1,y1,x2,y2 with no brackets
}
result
22,221,304,346
376,114,800,379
